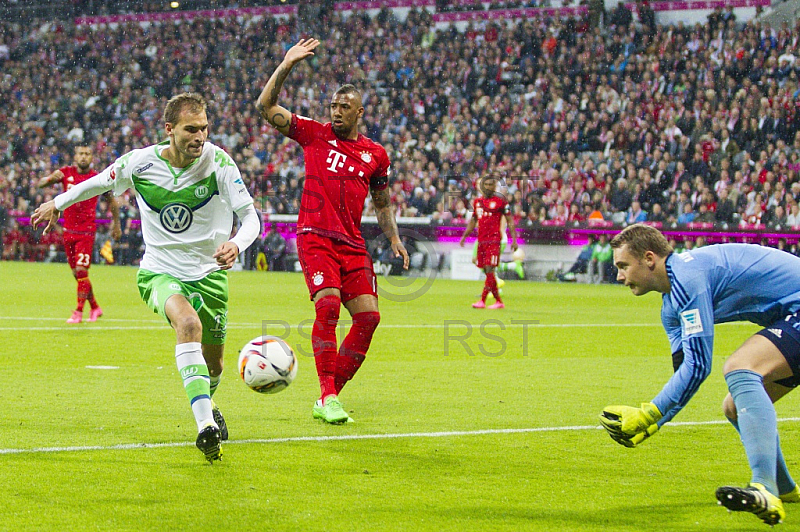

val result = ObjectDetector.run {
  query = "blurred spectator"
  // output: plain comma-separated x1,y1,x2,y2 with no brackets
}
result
590,233,614,283
263,225,287,272
787,203,800,227
610,178,632,213
649,203,666,224
677,203,696,225
715,188,736,225
695,203,715,224
626,200,647,224
117,219,144,266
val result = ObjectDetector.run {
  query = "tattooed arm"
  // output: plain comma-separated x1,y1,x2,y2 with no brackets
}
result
371,185,409,270
255,38,320,136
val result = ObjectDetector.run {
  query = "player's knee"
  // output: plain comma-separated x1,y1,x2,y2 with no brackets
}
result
174,314,203,339
314,295,341,326
722,352,751,375
354,311,380,333
722,394,737,421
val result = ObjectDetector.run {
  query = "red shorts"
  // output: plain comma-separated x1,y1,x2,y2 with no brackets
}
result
64,232,95,269
297,232,377,302
476,242,500,268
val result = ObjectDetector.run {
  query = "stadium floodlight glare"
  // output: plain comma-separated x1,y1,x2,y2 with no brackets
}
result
170,1,179,8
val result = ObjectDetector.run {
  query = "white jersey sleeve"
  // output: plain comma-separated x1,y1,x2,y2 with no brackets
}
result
97,150,136,196
53,174,112,211
215,151,254,212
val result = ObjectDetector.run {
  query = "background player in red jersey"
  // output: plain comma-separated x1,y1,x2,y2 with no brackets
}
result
256,38,409,424
459,176,519,309
37,144,121,323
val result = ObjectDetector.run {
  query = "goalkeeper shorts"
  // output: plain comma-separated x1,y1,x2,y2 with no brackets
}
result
757,312,800,388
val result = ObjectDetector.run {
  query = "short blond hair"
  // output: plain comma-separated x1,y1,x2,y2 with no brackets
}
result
610,224,673,260
163,92,207,125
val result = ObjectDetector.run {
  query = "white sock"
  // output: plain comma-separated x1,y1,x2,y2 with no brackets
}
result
175,342,216,432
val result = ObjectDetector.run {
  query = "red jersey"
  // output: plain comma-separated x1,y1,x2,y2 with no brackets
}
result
473,195,509,243
60,166,99,234
288,114,390,248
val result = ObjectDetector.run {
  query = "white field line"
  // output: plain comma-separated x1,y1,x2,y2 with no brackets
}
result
0,321,752,332
3,418,800,456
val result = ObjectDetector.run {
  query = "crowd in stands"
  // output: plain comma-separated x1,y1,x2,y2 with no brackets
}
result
559,232,800,284
2,2,800,264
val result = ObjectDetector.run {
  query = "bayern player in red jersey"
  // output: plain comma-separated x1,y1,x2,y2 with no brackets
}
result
37,145,121,323
256,38,409,424
459,176,518,309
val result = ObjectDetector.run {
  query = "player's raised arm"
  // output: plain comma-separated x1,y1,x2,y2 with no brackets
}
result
37,169,64,188
371,185,409,269
256,38,320,136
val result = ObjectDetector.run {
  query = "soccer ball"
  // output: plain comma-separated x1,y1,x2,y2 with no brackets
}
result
512,247,525,262
238,336,298,394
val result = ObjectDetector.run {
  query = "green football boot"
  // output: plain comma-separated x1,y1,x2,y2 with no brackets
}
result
312,395,350,424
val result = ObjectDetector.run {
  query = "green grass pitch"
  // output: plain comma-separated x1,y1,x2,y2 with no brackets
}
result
1,261,799,531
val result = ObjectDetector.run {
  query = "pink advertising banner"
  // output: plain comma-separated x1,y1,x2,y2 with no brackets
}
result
334,0,435,9
442,0,490,5
623,0,769,11
432,5,588,22
75,4,296,26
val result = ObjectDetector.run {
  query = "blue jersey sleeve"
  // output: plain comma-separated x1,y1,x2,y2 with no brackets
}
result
652,281,715,425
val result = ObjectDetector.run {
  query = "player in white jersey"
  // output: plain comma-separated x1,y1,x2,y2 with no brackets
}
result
33,93,260,463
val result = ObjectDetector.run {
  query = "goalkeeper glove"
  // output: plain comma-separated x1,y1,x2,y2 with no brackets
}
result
599,402,662,448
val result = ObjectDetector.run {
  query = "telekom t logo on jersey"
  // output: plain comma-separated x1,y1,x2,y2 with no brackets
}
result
326,149,347,173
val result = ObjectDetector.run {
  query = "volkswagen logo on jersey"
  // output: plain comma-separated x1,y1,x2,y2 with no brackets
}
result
194,185,209,199
160,202,193,233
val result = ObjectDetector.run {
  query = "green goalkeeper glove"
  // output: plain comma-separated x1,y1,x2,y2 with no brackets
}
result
599,402,662,448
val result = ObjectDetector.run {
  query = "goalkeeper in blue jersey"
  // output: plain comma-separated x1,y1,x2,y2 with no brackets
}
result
600,223,800,526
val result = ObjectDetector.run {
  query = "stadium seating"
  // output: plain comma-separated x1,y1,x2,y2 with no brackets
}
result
2,1,800,262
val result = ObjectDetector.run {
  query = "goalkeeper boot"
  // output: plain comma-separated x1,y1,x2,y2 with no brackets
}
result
195,423,222,463
66,310,83,324
780,484,800,503
716,483,785,526
312,395,349,424
211,400,228,441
